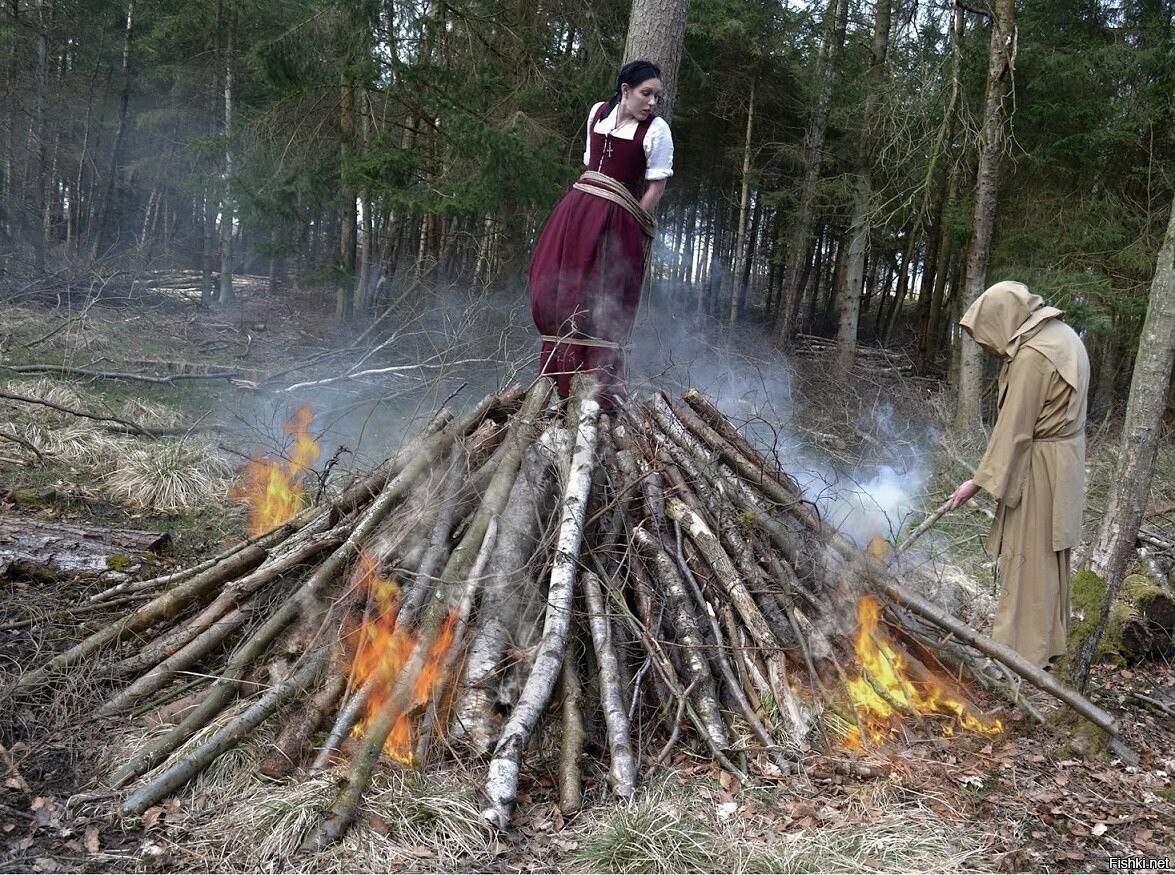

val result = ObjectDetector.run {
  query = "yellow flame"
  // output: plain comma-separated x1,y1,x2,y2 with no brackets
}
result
866,534,890,562
347,552,457,764
230,403,320,536
844,594,1002,749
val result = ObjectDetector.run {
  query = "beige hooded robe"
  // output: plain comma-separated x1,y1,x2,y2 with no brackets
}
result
960,281,1090,668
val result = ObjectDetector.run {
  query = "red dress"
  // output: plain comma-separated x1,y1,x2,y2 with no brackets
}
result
529,104,653,407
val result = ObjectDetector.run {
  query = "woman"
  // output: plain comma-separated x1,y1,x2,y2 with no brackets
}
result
529,59,674,408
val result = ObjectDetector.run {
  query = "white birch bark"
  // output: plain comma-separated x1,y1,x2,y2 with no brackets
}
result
482,378,600,830
582,570,637,797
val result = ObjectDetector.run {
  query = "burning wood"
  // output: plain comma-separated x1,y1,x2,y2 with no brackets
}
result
6,377,1132,850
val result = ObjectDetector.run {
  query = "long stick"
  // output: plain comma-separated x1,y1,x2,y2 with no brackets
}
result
895,499,953,555
302,381,552,852
482,375,600,831
582,570,637,797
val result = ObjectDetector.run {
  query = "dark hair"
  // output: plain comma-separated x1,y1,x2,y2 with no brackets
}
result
604,59,662,116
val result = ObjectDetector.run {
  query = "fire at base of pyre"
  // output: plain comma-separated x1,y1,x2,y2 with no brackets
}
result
842,594,1003,750
14,378,1099,853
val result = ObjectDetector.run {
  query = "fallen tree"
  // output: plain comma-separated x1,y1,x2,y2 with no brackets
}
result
5,377,1132,851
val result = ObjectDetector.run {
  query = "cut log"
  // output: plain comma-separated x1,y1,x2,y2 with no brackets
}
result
1124,574,1175,633
0,515,169,578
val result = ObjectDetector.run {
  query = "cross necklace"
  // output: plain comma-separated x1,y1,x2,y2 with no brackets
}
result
598,110,630,171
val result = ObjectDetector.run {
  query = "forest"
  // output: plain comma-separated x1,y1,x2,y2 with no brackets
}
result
2,0,1175,872
1,0,1170,385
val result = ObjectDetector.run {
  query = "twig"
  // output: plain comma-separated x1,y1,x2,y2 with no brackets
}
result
895,499,954,554
0,389,219,437
1128,692,1175,718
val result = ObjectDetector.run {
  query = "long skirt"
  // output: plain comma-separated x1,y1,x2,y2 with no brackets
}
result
989,473,1071,668
529,187,648,407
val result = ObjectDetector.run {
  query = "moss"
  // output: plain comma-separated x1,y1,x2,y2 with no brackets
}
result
1066,569,1131,665
1124,573,1175,629
104,552,136,571
1052,713,1111,760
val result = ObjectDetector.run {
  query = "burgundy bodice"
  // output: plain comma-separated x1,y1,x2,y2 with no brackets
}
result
586,103,652,197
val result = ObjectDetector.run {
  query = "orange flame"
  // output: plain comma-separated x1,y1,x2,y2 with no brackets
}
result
348,552,457,764
866,534,890,562
843,594,1002,749
230,404,320,536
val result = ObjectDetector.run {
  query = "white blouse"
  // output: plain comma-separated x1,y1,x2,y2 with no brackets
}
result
582,101,674,181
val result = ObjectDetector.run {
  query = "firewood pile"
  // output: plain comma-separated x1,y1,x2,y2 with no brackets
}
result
792,333,916,377
6,377,1130,852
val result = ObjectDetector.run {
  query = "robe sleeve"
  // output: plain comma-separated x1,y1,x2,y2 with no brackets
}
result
971,348,1053,510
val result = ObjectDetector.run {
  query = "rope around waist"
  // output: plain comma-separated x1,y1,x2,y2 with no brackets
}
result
571,171,656,239
539,334,624,350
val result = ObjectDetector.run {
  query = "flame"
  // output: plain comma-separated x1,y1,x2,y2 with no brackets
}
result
843,594,1002,749
866,534,890,562
347,552,457,764
230,404,320,536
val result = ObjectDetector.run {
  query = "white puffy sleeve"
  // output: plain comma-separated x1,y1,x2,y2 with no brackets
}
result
583,102,606,167
644,117,674,180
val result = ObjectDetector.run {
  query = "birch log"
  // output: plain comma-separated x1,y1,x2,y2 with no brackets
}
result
582,570,637,797
482,376,600,830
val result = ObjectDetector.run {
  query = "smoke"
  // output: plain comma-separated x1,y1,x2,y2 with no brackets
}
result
221,280,936,547
626,291,935,547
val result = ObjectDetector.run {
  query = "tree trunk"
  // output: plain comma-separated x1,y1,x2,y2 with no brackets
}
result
883,229,916,343
729,77,756,326
2,0,17,241
1072,199,1175,691
954,0,1016,434
836,0,889,372
777,0,843,344
337,78,357,322
32,0,49,272
218,0,236,306
89,0,135,261
0,516,168,579
622,0,689,124
201,0,220,305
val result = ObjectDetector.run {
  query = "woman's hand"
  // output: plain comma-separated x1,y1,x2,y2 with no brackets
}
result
949,479,981,511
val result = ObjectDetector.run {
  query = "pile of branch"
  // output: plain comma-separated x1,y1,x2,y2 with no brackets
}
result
792,333,916,376
6,378,1128,852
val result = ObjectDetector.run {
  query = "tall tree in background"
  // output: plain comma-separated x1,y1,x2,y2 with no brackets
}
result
218,0,236,306
775,0,843,344
954,0,1016,434
1071,200,1175,691
623,0,689,123
834,0,890,373
90,0,135,261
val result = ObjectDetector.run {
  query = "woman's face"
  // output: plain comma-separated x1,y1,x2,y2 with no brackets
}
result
621,77,663,121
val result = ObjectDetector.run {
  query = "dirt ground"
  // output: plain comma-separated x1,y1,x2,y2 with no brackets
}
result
2,287,1173,873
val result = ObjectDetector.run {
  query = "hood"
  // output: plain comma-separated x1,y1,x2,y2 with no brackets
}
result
959,281,1064,361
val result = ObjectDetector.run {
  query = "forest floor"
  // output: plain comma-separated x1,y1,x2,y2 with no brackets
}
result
1,284,1173,874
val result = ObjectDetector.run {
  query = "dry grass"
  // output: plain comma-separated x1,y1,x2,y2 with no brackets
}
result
5,376,86,416
566,774,995,875
4,375,234,513
170,767,494,873
742,790,996,873
117,397,185,429
104,440,235,513
567,786,723,873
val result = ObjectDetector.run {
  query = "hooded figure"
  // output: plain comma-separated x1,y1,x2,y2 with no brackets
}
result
949,281,1090,668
